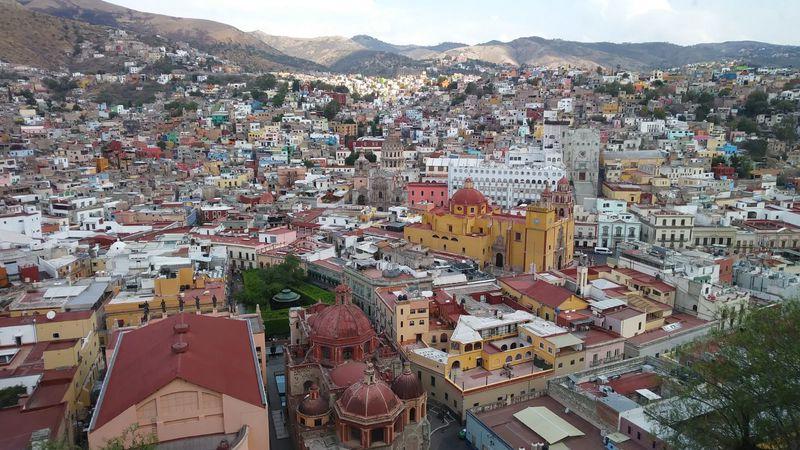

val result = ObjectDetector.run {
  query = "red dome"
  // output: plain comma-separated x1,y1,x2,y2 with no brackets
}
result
309,285,374,345
298,384,330,416
391,362,424,400
557,176,569,185
450,178,487,207
330,361,367,387
337,364,401,419
309,303,374,342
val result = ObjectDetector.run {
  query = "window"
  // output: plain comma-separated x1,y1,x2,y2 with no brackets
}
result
52,333,60,339
430,376,435,386
444,393,448,400
558,362,563,368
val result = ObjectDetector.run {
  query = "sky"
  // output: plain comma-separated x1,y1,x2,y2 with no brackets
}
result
105,0,800,46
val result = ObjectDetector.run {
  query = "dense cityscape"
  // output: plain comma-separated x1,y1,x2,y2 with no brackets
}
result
0,1,799,450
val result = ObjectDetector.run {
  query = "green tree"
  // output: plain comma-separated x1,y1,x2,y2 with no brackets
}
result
333,85,349,93
0,385,25,408
653,108,667,120
291,79,300,92
465,81,478,95
322,99,340,121
741,139,767,161
648,301,800,450
774,118,798,143
272,82,288,107
236,255,306,307
741,91,769,117
736,117,758,134
771,99,797,114
695,103,711,121
729,154,753,178
344,151,359,166
251,74,277,90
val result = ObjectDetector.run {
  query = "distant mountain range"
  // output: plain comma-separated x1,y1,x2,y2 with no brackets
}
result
6,0,800,75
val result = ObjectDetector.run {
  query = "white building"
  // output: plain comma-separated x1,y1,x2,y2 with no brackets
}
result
0,211,42,238
448,161,566,209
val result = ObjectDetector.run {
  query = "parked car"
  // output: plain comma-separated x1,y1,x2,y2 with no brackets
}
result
593,246,613,255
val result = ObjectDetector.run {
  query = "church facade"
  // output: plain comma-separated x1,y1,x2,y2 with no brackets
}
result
404,178,574,273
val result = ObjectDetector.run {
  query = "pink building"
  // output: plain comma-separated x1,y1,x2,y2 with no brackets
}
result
406,181,449,208
259,226,297,245
88,314,269,450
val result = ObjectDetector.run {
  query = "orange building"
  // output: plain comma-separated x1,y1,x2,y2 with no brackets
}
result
88,314,269,450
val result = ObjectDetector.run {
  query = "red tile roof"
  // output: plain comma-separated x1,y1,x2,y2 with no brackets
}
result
91,313,263,430
500,275,575,308
0,403,66,450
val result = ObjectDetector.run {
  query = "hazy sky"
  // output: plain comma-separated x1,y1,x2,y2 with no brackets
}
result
105,0,800,46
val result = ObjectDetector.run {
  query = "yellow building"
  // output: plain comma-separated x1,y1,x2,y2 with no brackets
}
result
602,182,649,204
404,178,574,272
375,287,431,346
408,310,585,418
104,268,226,330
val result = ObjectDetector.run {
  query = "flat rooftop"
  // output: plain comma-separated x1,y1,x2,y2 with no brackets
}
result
451,360,548,391
473,395,603,450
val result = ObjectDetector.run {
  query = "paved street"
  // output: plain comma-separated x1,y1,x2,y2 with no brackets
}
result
428,402,471,450
265,353,293,450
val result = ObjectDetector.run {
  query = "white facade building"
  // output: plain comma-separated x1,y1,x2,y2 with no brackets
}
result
448,161,566,209
0,211,42,238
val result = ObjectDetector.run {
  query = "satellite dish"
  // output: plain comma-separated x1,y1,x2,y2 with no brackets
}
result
46,310,56,320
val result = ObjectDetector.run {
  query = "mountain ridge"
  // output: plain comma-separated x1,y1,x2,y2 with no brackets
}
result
8,0,800,74
16,0,325,71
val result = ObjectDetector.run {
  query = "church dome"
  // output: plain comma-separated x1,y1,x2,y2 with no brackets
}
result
337,363,402,419
391,361,424,400
298,384,330,416
450,178,488,216
308,285,375,344
557,176,569,186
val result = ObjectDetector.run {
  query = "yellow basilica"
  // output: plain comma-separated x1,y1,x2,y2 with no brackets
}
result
404,177,575,272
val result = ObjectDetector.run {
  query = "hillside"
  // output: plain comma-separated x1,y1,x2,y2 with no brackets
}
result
251,32,366,66
328,50,424,77
442,37,800,69
0,0,106,69
17,0,324,71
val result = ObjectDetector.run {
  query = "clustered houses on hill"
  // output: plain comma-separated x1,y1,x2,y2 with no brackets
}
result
0,25,799,450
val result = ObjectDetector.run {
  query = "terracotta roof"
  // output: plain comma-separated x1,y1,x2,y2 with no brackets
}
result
91,313,263,431
391,362,424,400
500,276,574,308
337,366,401,419
330,361,367,387
0,403,66,450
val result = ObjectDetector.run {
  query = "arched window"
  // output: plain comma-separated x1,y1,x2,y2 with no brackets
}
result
505,356,512,363
440,333,448,343
501,344,508,351
465,343,473,352
525,351,532,358
515,354,522,360
510,342,518,349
